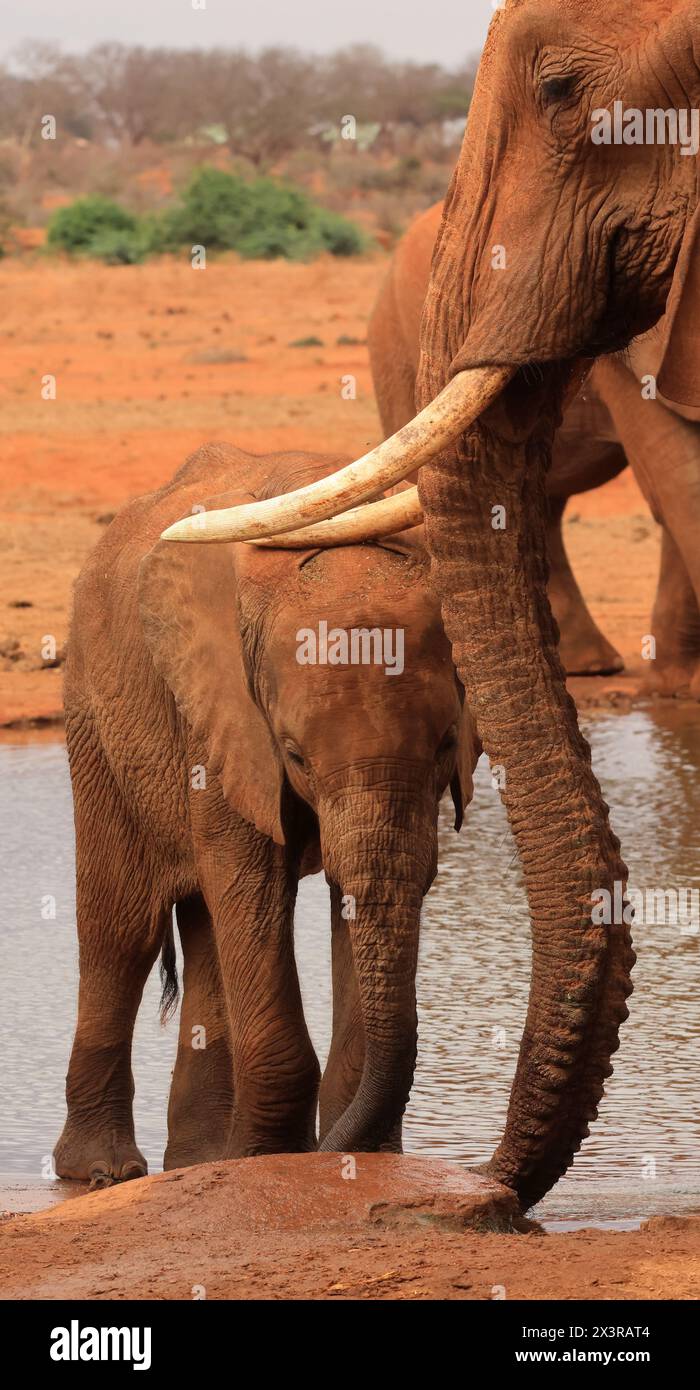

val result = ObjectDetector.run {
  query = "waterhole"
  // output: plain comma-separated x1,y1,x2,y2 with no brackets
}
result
2,705,698,1224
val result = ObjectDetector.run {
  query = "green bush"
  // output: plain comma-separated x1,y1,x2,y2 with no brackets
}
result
47,196,138,253
46,170,365,264
86,228,150,265
156,167,365,260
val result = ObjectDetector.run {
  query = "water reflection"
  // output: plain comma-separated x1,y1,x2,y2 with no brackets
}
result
407,707,700,1221
1,705,699,1221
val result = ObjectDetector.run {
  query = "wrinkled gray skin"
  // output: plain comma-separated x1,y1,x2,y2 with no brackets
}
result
53,445,476,1186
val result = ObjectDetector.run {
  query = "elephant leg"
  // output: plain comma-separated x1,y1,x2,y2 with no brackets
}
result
644,529,700,698
164,893,234,1171
546,495,624,675
54,745,164,1187
594,356,700,695
195,796,320,1156
319,887,402,1152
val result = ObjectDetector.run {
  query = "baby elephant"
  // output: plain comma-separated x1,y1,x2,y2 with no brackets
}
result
54,443,477,1186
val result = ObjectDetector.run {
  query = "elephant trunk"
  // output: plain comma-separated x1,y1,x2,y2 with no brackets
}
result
417,403,635,1209
317,776,434,1152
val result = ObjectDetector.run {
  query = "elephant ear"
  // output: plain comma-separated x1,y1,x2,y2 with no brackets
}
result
657,204,700,421
138,500,285,845
450,684,479,833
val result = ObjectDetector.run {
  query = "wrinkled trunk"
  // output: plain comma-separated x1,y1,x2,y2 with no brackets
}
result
417,399,635,1208
317,776,434,1153
410,12,639,1205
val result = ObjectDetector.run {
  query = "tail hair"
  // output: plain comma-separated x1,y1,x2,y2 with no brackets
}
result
159,916,179,1024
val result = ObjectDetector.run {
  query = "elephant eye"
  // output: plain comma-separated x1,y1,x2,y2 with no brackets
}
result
285,744,305,768
437,726,458,757
540,73,578,106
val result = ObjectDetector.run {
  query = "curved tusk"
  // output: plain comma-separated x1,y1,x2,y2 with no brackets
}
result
160,365,513,543
249,487,423,548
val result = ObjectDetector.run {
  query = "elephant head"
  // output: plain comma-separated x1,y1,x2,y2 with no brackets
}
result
158,2,699,1206
140,462,475,1153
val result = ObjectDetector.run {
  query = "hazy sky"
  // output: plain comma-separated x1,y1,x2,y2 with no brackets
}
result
2,0,496,65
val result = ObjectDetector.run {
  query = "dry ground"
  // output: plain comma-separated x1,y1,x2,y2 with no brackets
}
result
2,1155,699,1301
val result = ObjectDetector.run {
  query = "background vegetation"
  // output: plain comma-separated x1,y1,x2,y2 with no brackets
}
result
0,41,477,258
45,171,367,262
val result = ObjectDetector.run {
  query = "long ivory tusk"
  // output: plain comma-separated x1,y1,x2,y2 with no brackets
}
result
160,365,513,543
249,486,423,547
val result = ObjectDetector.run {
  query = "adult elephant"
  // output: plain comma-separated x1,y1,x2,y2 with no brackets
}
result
163,0,699,1209
369,199,700,685
368,200,627,676
54,443,476,1186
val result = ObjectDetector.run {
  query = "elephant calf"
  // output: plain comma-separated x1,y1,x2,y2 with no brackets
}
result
54,443,476,1185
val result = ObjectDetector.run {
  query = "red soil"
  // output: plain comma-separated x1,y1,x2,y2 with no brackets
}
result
2,1154,699,1301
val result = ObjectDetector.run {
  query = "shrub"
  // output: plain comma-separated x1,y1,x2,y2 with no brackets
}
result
86,228,150,264
47,196,138,253
156,167,365,259
45,170,366,264
153,167,250,250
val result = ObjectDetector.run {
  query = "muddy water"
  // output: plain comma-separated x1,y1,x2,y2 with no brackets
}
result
1,705,699,1223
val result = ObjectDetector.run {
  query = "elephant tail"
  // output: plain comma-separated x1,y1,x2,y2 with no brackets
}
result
159,915,179,1024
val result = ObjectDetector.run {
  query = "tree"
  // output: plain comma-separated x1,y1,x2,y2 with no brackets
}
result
3,42,87,146
193,47,317,167
73,43,188,145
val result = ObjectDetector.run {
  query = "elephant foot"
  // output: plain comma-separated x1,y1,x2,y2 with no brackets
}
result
163,1136,227,1171
643,659,700,701
558,628,625,677
54,1121,147,1188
